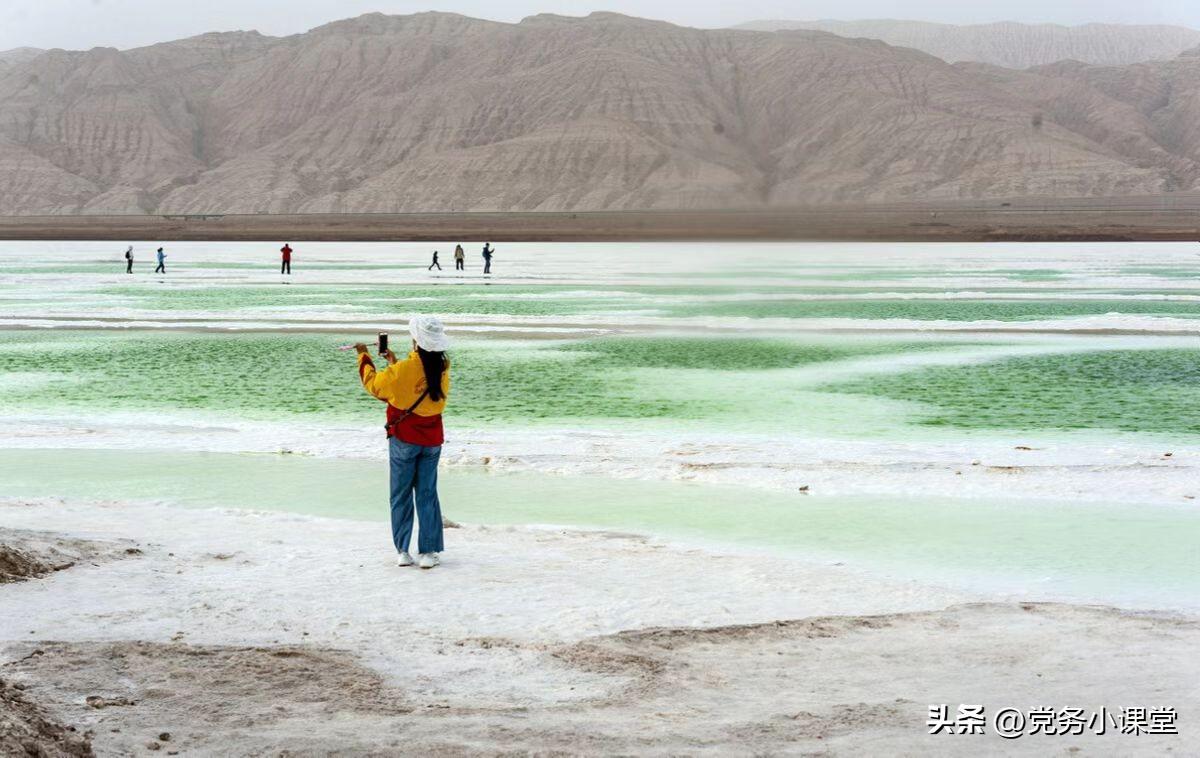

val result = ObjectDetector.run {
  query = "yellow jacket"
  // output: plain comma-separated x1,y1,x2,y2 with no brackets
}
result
358,351,450,415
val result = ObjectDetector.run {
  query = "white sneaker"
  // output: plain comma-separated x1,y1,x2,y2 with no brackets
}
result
396,551,414,567
417,553,440,569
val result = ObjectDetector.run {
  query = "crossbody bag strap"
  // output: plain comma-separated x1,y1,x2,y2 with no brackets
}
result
403,389,430,416
384,389,430,436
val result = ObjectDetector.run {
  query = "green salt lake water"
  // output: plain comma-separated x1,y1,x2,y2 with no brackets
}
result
833,349,1200,435
3,330,1199,439
667,298,1200,321
1,448,1196,609
8,282,1200,322
2,241,1199,609
0,331,938,428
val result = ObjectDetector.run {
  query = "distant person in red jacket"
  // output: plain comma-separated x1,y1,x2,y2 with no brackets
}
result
280,243,292,275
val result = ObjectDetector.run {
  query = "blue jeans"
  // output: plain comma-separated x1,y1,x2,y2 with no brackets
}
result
388,438,444,554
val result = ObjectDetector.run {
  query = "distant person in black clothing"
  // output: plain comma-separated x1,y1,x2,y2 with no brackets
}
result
482,242,494,275
429,250,442,271
154,247,166,274
124,246,134,274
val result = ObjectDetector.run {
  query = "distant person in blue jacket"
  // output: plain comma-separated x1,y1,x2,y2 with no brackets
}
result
154,247,166,274
482,242,494,275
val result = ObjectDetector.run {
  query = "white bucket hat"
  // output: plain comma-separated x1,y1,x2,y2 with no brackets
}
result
409,315,449,352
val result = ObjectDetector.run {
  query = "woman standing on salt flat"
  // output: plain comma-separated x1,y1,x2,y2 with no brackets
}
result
354,316,451,569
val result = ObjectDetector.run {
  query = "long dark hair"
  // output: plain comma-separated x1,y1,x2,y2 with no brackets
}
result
417,347,447,402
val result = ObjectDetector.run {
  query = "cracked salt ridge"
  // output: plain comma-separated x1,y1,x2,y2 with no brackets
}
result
6,314,1200,336
7,419,1199,507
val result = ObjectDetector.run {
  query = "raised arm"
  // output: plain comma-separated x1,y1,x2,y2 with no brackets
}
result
355,345,393,401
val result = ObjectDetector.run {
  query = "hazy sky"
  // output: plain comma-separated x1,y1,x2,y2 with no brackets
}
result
3,0,1199,51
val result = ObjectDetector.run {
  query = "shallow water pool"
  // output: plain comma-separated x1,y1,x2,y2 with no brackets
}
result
3,448,1196,612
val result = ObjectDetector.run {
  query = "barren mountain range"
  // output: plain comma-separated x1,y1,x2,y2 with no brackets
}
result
735,20,1200,69
1,12,1199,214
0,48,46,67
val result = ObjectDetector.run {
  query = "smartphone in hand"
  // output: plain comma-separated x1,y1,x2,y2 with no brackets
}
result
378,332,389,355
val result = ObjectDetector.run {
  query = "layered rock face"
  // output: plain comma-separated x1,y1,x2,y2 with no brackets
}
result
0,47,46,66
1,13,1198,214
735,19,1200,68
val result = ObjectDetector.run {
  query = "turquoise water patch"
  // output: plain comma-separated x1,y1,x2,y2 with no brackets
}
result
447,337,953,425
566,336,948,371
1120,266,1200,279
95,285,370,312
988,269,1065,281
663,266,1067,282
0,332,372,420
23,276,1200,323
385,297,618,317
668,299,1200,321
790,268,1067,282
91,284,633,317
2,448,1196,609
0,332,942,429
0,264,124,274
832,349,1200,436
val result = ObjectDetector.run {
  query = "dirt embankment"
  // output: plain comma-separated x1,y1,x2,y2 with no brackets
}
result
0,529,140,584
0,545,73,584
1,528,141,755
0,198,1198,243
4,603,1197,755
0,676,94,757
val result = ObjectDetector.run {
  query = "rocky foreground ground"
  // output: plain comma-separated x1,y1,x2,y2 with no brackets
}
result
1,503,1196,755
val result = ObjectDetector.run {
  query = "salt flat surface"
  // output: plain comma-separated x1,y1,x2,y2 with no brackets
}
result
2,239,1197,605
0,497,978,671
2,498,1196,756
3,241,1200,336
2,241,1198,752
